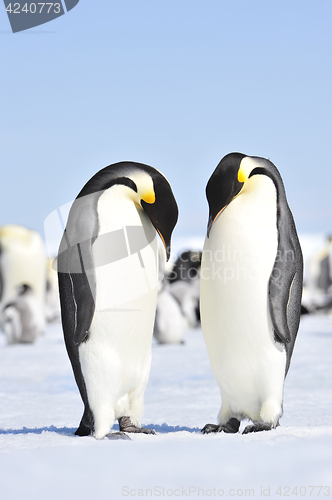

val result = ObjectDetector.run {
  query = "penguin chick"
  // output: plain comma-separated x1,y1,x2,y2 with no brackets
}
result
2,285,45,344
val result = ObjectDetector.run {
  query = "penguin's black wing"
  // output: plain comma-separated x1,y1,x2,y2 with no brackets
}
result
249,159,303,374
57,194,98,346
268,188,303,374
57,164,141,346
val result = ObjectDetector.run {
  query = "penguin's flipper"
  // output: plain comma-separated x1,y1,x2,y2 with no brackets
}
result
58,248,96,436
268,205,303,372
58,231,96,346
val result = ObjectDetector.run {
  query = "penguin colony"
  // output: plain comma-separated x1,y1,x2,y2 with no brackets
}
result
200,153,303,434
57,162,178,439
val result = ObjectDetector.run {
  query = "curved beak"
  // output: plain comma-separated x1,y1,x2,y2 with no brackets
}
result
207,206,227,237
157,229,170,260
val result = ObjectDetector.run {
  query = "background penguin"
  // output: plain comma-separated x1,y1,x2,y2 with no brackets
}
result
302,235,332,313
153,277,187,344
200,153,303,434
2,284,45,344
168,278,200,328
153,249,186,344
57,161,178,439
168,250,202,327
0,224,47,343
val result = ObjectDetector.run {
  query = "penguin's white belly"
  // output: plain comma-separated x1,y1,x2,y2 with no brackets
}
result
78,190,158,435
200,176,286,423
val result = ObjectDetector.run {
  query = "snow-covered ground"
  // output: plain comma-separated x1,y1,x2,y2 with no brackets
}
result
0,314,331,499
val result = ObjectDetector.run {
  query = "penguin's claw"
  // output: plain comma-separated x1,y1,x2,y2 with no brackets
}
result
118,416,156,435
201,418,240,434
201,423,220,434
242,422,272,434
129,427,156,435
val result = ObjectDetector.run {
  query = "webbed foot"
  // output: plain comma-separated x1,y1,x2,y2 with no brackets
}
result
242,422,273,434
118,416,156,435
201,418,240,434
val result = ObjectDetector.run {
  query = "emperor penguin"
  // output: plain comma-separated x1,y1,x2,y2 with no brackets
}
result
0,224,47,343
57,161,178,439
2,284,46,344
200,153,303,434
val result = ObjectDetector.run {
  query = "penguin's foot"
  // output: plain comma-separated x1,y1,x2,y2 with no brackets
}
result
118,416,156,435
242,422,273,434
105,431,131,441
201,418,240,434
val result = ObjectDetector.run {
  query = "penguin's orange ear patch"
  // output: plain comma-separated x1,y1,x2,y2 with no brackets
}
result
141,190,155,204
238,167,246,183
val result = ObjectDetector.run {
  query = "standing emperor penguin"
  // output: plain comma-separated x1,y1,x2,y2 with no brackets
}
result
200,153,303,434
57,162,178,439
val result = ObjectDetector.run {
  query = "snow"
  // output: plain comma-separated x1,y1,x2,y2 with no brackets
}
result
0,315,332,499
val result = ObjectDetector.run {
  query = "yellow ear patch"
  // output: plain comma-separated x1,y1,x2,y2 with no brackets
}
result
141,189,155,204
238,166,247,183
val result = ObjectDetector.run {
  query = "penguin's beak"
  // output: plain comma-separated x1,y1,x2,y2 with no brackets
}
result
207,206,227,237
140,176,178,263
140,195,174,262
156,229,169,260
141,190,171,260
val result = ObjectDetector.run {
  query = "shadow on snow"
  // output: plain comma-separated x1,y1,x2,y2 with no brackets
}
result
0,423,201,436
0,426,76,436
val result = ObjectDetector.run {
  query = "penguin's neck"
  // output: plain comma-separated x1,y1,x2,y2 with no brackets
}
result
209,174,278,274
222,174,277,237
97,185,146,234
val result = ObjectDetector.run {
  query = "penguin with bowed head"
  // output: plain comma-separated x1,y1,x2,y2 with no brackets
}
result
200,153,303,434
57,161,178,439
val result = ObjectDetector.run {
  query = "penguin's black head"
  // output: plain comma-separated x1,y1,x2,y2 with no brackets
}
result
75,161,178,261
206,152,246,236
140,167,179,261
206,153,282,237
